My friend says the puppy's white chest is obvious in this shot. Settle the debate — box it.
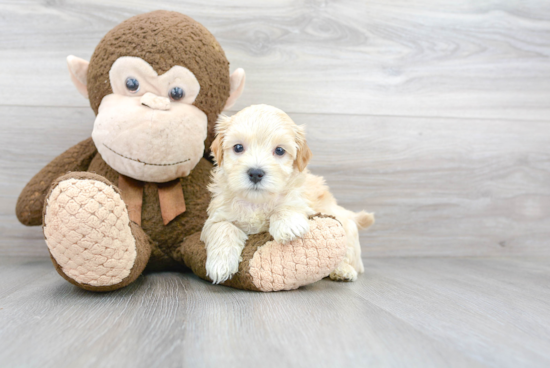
[231,201,272,235]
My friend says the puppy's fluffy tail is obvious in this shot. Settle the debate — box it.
[353,211,375,231]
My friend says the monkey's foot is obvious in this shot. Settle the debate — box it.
[182,214,347,292]
[43,173,151,292]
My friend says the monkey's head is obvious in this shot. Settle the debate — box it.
[67,11,245,182]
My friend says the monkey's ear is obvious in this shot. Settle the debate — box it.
[67,55,89,99]
[294,125,313,172]
[210,134,224,166]
[224,68,245,110]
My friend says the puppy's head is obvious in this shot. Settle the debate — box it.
[211,104,312,200]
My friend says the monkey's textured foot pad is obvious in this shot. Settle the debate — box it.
[248,216,347,292]
[43,175,137,290]
[180,215,346,292]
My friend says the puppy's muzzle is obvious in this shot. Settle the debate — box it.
[247,168,265,184]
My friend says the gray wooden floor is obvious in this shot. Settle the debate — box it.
[1,0,550,367]
[1,256,549,368]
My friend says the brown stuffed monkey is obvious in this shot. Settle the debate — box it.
[15,10,347,292]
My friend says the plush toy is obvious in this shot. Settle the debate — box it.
[15,10,347,292]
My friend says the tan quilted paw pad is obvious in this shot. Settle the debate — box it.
[44,179,136,287]
[248,217,347,292]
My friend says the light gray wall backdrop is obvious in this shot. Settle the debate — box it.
[1,0,549,257]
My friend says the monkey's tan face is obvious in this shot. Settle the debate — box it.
[92,57,207,183]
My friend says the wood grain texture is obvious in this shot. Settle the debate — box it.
[0,106,94,257]
[1,256,549,368]
[0,0,550,119]
[2,106,549,257]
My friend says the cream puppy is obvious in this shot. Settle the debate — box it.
[201,104,374,284]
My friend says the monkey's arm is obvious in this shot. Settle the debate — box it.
[16,137,98,226]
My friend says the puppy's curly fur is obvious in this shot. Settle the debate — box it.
[201,105,374,284]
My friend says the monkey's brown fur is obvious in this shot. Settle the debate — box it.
[16,11,347,292]
[87,10,230,150]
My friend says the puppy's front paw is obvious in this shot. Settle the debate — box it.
[329,262,358,282]
[206,247,242,284]
[269,213,310,244]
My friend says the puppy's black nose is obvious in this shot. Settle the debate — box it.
[248,168,265,184]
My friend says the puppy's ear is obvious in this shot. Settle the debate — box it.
[210,134,224,166]
[211,114,232,166]
[294,125,313,172]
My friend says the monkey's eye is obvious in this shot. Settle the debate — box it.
[233,144,244,153]
[125,77,139,92]
[274,147,285,156]
[170,87,185,101]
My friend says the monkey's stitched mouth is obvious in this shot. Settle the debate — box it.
[103,143,190,167]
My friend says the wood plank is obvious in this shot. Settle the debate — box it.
[0,1,549,119]
[354,257,550,367]
[0,106,94,257]
[301,113,550,257]
[2,106,549,257]
[1,256,549,367]
[178,269,482,368]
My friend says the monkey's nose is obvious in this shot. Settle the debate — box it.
[140,92,170,110]
[247,168,265,184]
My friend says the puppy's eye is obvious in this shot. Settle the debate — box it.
[274,147,285,156]
[233,144,244,153]
[169,86,185,101]
[125,77,140,93]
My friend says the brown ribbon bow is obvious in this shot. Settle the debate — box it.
[118,175,186,226]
